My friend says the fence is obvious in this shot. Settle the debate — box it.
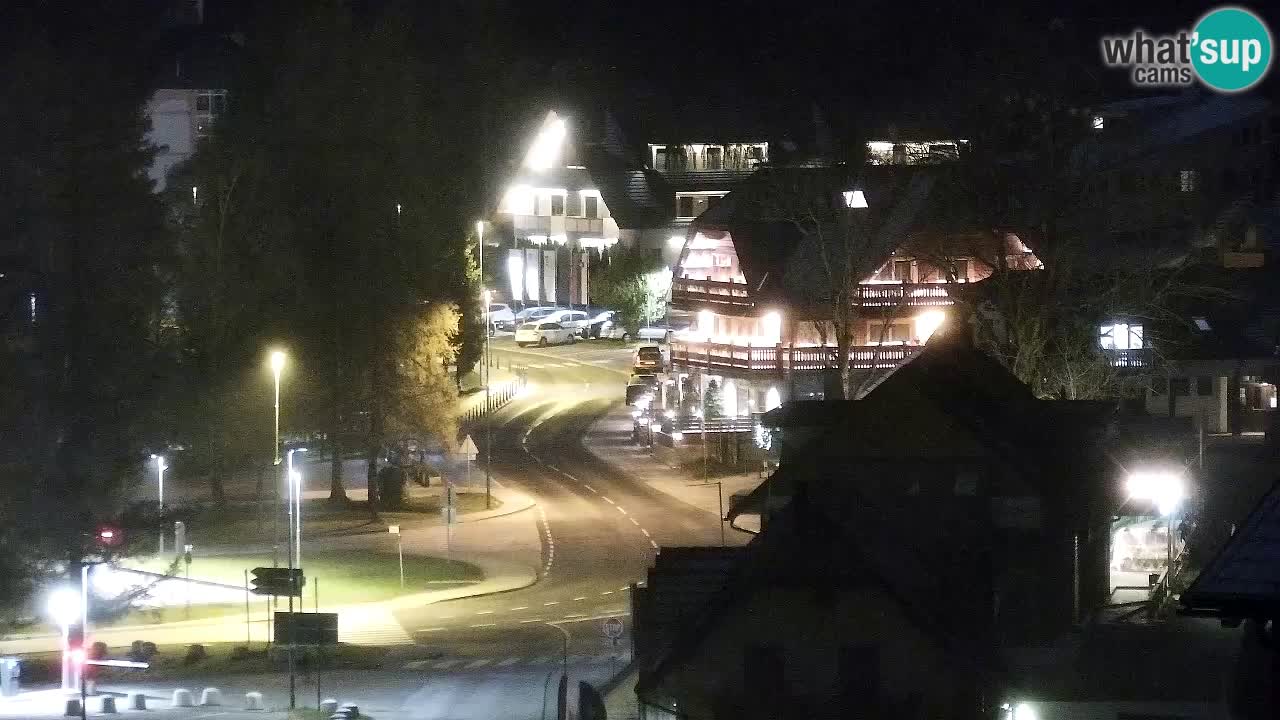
[460,359,527,425]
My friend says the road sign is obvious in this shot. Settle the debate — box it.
[274,612,338,647]
[457,435,478,460]
[602,617,624,639]
[250,567,306,597]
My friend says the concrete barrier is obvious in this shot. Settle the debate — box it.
[64,698,81,717]
[172,688,194,707]
[128,692,147,710]
[99,696,117,714]
[244,691,264,710]
[338,703,360,718]
[200,687,222,706]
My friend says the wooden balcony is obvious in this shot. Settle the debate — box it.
[671,278,753,310]
[670,341,921,374]
[670,279,955,313]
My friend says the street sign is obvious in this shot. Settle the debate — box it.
[274,612,338,647]
[250,567,306,597]
[602,617,624,639]
[457,435,478,460]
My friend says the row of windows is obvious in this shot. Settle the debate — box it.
[676,193,725,219]
[870,259,972,283]
[542,194,598,218]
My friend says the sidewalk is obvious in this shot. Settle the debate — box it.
[584,404,763,534]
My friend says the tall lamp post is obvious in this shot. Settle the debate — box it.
[287,448,308,570]
[48,588,80,691]
[477,221,494,510]
[270,351,286,467]
[151,454,167,553]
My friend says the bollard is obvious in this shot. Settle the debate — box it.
[320,698,339,714]
[100,696,118,714]
[64,698,82,717]
[172,688,195,707]
[244,691,264,710]
[200,687,222,706]
[339,703,360,718]
[128,692,147,710]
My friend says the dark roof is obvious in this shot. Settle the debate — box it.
[1183,479,1280,619]
[660,169,754,193]
[588,166,672,229]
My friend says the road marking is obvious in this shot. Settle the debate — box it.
[464,659,491,669]
[416,627,446,633]
[629,518,640,526]
[405,659,429,669]
[640,528,650,537]
[600,590,613,596]
[621,586,630,591]
[510,606,529,611]
[432,659,464,669]
[475,610,494,615]
[518,618,546,624]
[583,484,598,494]
[496,657,522,667]
[563,614,586,619]
[439,614,456,619]
[602,497,615,505]
[650,540,659,549]
[543,601,560,606]
[470,623,497,628]
[573,596,587,601]
[616,506,627,515]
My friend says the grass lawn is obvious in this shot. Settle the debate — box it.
[130,550,482,606]
[177,493,499,548]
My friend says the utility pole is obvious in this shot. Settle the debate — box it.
[478,221,493,510]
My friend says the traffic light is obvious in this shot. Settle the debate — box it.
[250,567,305,596]
[95,525,122,547]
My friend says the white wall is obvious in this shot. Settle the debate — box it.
[1145,375,1228,433]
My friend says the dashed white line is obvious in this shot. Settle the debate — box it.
[600,591,614,596]
[510,606,529,611]
[602,497,615,505]
[640,528,650,537]
[573,596,588,601]
[583,484,597,493]
[543,601,560,606]
[621,586,630,591]
[650,540,659,549]
[417,627,445,633]
[629,518,640,526]
[563,614,586,619]
[616,506,627,515]
[519,618,546,624]
[475,610,494,615]
[470,623,497,628]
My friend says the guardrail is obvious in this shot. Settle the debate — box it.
[460,370,527,425]
[670,342,920,373]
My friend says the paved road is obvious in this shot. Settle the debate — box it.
[8,338,730,719]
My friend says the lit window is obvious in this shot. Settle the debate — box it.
[1092,115,1105,130]
[1179,170,1198,192]
[1099,322,1143,350]
[842,190,868,208]
[1193,317,1211,331]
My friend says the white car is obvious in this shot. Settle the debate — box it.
[483,303,515,332]
[515,320,577,347]
[541,309,591,337]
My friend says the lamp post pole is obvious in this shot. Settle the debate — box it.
[152,455,167,553]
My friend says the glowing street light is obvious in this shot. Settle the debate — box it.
[1126,469,1187,575]
[48,587,80,690]
[287,448,308,569]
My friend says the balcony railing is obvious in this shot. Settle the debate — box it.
[670,341,921,373]
[670,279,955,312]
[1106,348,1153,368]
[671,278,753,309]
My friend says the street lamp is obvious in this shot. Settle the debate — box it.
[1126,469,1187,574]
[287,448,308,570]
[47,588,80,690]
[269,351,286,467]
[151,454,167,553]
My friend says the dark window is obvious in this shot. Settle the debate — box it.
[1171,377,1191,396]
[550,195,564,216]
[916,262,942,283]
[839,645,880,713]
[654,147,668,171]
[195,95,210,111]
[1197,376,1213,396]
[678,196,695,217]
[950,259,969,281]
[584,195,598,218]
[894,260,912,281]
[743,645,784,688]
[1150,377,1166,395]
[706,147,723,170]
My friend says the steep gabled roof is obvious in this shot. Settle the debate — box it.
[589,166,672,229]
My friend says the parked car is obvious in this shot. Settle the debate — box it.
[483,303,515,333]
[541,309,591,337]
[636,320,693,343]
[515,320,577,347]
[634,344,665,371]
[587,310,618,338]
[500,305,558,332]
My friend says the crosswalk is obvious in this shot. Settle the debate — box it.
[402,652,626,671]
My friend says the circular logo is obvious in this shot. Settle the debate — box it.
[1191,7,1273,92]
